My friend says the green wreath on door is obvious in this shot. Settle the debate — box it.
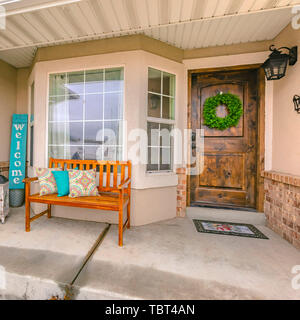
[203,92,243,130]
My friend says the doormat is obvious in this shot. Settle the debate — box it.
[193,219,268,239]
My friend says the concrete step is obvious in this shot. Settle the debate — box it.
[187,206,266,225]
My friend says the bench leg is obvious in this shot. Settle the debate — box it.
[127,201,130,229]
[119,206,123,247]
[25,199,30,232]
[47,204,52,219]
[25,181,31,232]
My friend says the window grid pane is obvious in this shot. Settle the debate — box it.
[147,67,175,121]
[147,122,174,172]
[48,68,123,161]
[147,67,175,173]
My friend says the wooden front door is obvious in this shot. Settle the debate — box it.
[189,68,259,209]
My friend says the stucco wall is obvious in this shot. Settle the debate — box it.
[22,27,299,224]
[29,49,185,225]
[0,60,17,162]
[183,40,272,60]
[33,34,183,65]
[16,68,30,114]
[48,186,177,226]
[26,37,274,224]
[272,25,300,176]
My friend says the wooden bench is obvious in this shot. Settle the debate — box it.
[23,158,131,246]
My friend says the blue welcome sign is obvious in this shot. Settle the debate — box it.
[9,114,28,189]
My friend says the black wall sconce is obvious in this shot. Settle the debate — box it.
[262,45,298,80]
[293,95,300,113]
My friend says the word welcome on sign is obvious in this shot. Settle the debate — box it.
[9,114,28,190]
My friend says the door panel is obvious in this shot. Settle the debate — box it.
[189,69,258,209]
[194,188,247,207]
[199,154,244,189]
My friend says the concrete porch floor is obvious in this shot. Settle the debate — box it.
[0,207,299,300]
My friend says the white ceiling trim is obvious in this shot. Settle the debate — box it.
[0,0,299,67]
[0,4,297,52]
[2,0,82,16]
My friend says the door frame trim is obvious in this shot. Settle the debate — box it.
[187,64,265,212]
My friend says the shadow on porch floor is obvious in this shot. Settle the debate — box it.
[0,207,299,300]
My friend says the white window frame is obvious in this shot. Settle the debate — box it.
[47,67,125,162]
[147,67,176,173]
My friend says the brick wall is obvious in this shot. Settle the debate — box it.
[176,168,187,217]
[263,171,300,249]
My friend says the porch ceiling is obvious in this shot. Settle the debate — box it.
[0,0,299,68]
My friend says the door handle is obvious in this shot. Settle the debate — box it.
[192,131,196,149]
[192,131,196,141]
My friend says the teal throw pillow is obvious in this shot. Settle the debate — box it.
[52,171,70,197]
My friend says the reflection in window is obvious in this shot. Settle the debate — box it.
[147,67,175,172]
[147,122,173,172]
[147,67,175,120]
[48,68,124,161]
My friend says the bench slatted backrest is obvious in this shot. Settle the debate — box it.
[49,158,131,193]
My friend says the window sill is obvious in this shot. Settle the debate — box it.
[146,171,176,177]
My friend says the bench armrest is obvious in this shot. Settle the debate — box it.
[23,177,38,183]
[118,178,131,190]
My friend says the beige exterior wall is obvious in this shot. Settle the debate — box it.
[0,62,29,165]
[131,187,177,226]
[16,68,30,114]
[49,186,177,226]
[33,34,183,66]
[184,40,272,60]
[0,60,17,162]
[28,49,185,225]
[22,26,299,224]
[271,25,300,176]
[32,35,272,70]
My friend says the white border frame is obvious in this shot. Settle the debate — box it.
[146,66,176,174]
[45,64,126,165]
